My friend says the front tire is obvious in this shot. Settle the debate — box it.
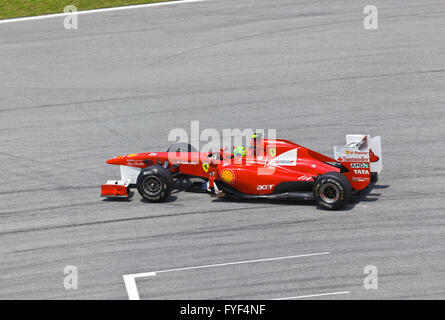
[313,172,352,210]
[136,165,173,202]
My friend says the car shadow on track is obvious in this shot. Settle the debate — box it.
[101,190,136,202]
[102,191,179,203]
[138,178,193,203]
[214,182,390,212]
[140,195,179,203]
[347,182,390,210]
[212,197,317,208]
[103,180,390,210]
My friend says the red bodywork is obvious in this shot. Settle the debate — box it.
[101,138,374,198]
[101,183,129,198]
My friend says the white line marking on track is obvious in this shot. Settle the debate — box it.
[150,251,329,275]
[274,291,350,300]
[0,0,210,24]
[123,272,156,300]
[123,251,330,300]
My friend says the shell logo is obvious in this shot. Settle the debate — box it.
[220,169,235,184]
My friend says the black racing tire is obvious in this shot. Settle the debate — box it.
[313,171,352,210]
[166,143,197,153]
[371,172,378,182]
[136,165,173,202]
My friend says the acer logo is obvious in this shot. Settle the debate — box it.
[257,184,274,190]
[353,169,369,175]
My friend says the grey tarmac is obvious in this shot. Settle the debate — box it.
[0,0,444,299]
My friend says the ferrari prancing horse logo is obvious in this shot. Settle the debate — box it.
[202,162,210,173]
[269,148,276,157]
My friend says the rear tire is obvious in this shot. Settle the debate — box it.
[136,165,173,202]
[313,171,352,210]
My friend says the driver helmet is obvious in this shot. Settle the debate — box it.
[233,146,247,157]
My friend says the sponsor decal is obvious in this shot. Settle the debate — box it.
[276,160,294,164]
[202,162,209,173]
[148,152,157,156]
[298,175,312,181]
[353,169,369,175]
[126,159,144,166]
[269,148,276,157]
[126,159,140,162]
[176,161,198,165]
[351,163,369,169]
[220,169,235,184]
[352,177,370,182]
[127,154,138,158]
[369,149,380,163]
[334,146,369,162]
[268,148,298,166]
[257,184,274,191]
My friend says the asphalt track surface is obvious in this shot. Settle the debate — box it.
[1,0,444,300]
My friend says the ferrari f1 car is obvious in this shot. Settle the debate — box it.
[101,134,382,210]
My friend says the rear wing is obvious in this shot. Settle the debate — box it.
[334,135,382,174]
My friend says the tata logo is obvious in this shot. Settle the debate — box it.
[351,163,369,169]
[257,184,274,191]
[353,169,369,175]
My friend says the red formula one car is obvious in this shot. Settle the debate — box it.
[101,134,382,210]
